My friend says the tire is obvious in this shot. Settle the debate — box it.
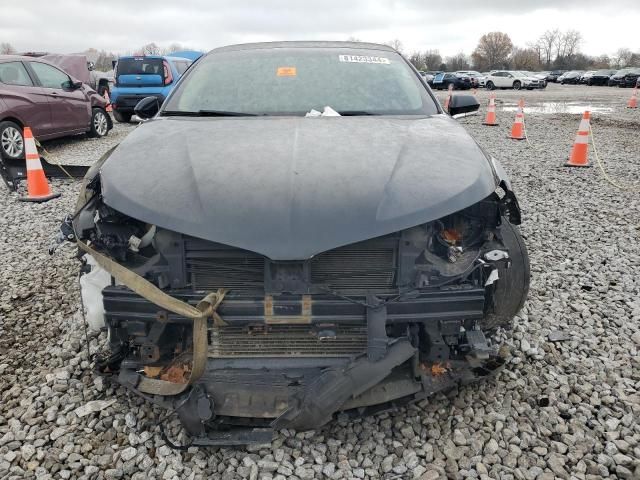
[513,81,521,90]
[486,81,495,90]
[113,110,132,123]
[482,220,530,331]
[0,120,24,160]
[87,108,109,138]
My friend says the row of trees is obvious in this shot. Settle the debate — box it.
[407,30,640,72]
[4,35,639,73]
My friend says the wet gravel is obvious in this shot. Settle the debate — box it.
[1,86,639,479]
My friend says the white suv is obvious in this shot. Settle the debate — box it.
[485,71,543,90]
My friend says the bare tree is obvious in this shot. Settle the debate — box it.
[613,48,633,68]
[385,38,404,53]
[423,50,443,71]
[409,52,426,70]
[0,42,16,55]
[553,30,582,66]
[445,53,470,71]
[161,43,186,55]
[472,32,513,70]
[138,42,161,56]
[537,29,559,67]
[510,48,541,70]
[94,50,117,71]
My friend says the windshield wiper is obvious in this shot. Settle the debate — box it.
[336,111,380,116]
[162,110,257,117]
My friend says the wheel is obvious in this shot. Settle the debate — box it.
[513,81,521,90]
[113,110,132,123]
[482,220,530,331]
[486,81,495,90]
[0,120,24,160]
[587,80,592,86]
[88,108,109,138]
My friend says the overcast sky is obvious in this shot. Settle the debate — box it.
[2,0,639,57]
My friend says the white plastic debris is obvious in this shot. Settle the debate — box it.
[305,106,341,117]
[128,235,142,252]
[484,269,499,286]
[74,399,116,418]
[80,254,112,331]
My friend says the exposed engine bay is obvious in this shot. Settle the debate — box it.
[59,171,529,446]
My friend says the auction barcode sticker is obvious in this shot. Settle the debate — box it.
[339,55,391,64]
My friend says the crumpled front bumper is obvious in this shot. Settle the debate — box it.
[101,285,507,445]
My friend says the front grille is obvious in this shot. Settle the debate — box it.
[185,236,397,295]
[208,325,367,357]
[185,238,265,293]
[310,244,395,293]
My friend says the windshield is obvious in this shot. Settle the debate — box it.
[164,47,437,116]
[117,57,163,77]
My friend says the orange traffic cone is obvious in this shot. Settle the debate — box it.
[509,105,525,140]
[18,127,61,202]
[565,111,592,167]
[518,98,525,109]
[483,93,498,126]
[104,91,113,113]
[627,87,638,109]
[444,83,453,111]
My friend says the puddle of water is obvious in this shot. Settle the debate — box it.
[501,102,613,115]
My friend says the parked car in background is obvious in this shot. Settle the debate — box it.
[431,72,472,90]
[559,71,584,85]
[424,71,442,86]
[418,71,434,84]
[620,68,640,88]
[0,55,112,161]
[579,71,596,84]
[546,70,565,83]
[587,69,616,86]
[455,71,484,88]
[21,52,112,97]
[110,52,202,123]
[485,71,544,90]
[521,72,547,88]
[66,41,527,444]
[608,68,634,87]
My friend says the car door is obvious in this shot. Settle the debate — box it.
[0,60,53,137]
[499,72,512,88]
[27,61,90,134]
[444,73,455,89]
[490,72,503,87]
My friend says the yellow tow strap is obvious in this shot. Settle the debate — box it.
[77,239,226,396]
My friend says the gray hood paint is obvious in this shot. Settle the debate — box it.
[101,115,497,260]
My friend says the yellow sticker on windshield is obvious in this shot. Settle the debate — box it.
[277,67,297,77]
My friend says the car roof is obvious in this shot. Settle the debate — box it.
[208,41,397,54]
[0,55,60,68]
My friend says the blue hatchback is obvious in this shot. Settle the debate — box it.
[110,52,202,122]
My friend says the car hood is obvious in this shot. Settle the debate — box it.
[100,115,497,260]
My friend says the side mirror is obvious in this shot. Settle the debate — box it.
[62,80,83,90]
[134,96,160,119]
[448,95,480,117]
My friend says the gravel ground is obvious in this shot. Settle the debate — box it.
[1,86,639,480]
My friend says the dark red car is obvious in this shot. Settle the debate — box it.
[0,55,112,160]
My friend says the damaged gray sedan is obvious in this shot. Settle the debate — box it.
[63,42,529,446]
